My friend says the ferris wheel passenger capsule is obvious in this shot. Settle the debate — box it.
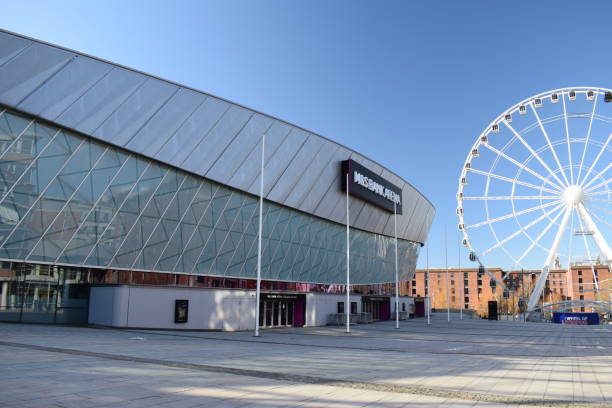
[458,223,465,231]
[462,238,469,247]
[460,177,467,185]
[491,124,499,133]
[586,90,595,100]
[605,91,612,103]
[551,93,559,103]
[480,135,488,144]
[518,105,526,115]
[504,113,512,123]
[456,207,463,215]
[534,98,542,107]
[471,148,479,157]
[569,90,576,100]
[456,191,463,199]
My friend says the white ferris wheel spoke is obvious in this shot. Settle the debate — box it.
[587,198,612,204]
[583,161,611,190]
[503,121,568,189]
[575,212,599,289]
[584,177,612,194]
[579,132,612,186]
[584,165,611,192]
[466,200,561,230]
[585,189,612,198]
[586,206,612,230]
[481,203,564,256]
[527,206,572,312]
[515,205,566,264]
[529,102,571,186]
[461,195,558,200]
[576,94,598,183]
[468,168,560,194]
[561,93,575,184]
[577,203,612,264]
[482,144,563,191]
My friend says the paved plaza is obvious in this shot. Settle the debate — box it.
[1,314,611,407]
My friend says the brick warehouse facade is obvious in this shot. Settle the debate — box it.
[407,266,611,316]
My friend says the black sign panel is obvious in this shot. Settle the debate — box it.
[341,159,403,214]
[261,293,305,301]
[174,299,189,323]
[362,296,390,302]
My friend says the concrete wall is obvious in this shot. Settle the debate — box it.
[89,285,417,330]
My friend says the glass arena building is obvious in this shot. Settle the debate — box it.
[0,30,434,330]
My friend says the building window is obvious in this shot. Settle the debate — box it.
[464,279,468,286]
[402,303,406,312]
[412,289,416,295]
[578,277,583,283]
[580,295,584,300]
[351,302,357,314]
[577,270,582,275]
[477,280,482,286]
[464,287,469,294]
[464,296,470,302]
[337,302,344,314]
[478,288,482,294]
[464,272,468,279]
[451,280,455,285]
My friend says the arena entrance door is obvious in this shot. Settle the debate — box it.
[259,293,305,328]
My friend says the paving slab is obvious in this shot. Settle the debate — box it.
[1,314,611,407]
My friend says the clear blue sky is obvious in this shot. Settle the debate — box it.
[2,1,611,269]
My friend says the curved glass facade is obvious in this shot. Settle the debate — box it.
[0,109,420,284]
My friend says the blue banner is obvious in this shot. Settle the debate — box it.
[552,312,599,325]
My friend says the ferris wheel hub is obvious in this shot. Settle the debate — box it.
[562,185,584,207]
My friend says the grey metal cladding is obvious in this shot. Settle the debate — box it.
[267,134,324,204]
[205,113,274,183]
[283,138,335,209]
[0,43,73,107]
[185,105,253,175]
[298,145,345,214]
[18,56,112,119]
[246,127,309,197]
[56,67,146,134]
[227,121,291,192]
[0,30,434,244]
[127,88,206,155]
[155,96,229,166]
[0,34,31,66]
[95,78,178,146]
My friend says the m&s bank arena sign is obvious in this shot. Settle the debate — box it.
[341,159,403,214]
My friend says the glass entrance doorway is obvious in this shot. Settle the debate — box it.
[362,296,391,321]
[258,293,306,328]
[262,300,294,327]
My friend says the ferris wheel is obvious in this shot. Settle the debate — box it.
[456,87,611,312]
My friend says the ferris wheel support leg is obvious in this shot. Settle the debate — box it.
[576,203,612,267]
[527,207,572,315]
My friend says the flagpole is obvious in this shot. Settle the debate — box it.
[426,243,431,326]
[445,225,450,323]
[394,201,399,329]
[459,231,463,320]
[254,133,265,337]
[346,172,350,334]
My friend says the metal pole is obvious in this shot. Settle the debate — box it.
[445,226,450,323]
[458,231,463,320]
[346,172,350,334]
[254,133,265,337]
[394,202,399,329]
[426,244,431,326]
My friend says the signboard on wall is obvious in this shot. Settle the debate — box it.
[174,299,189,323]
[341,159,403,214]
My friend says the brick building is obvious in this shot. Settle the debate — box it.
[408,265,611,315]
